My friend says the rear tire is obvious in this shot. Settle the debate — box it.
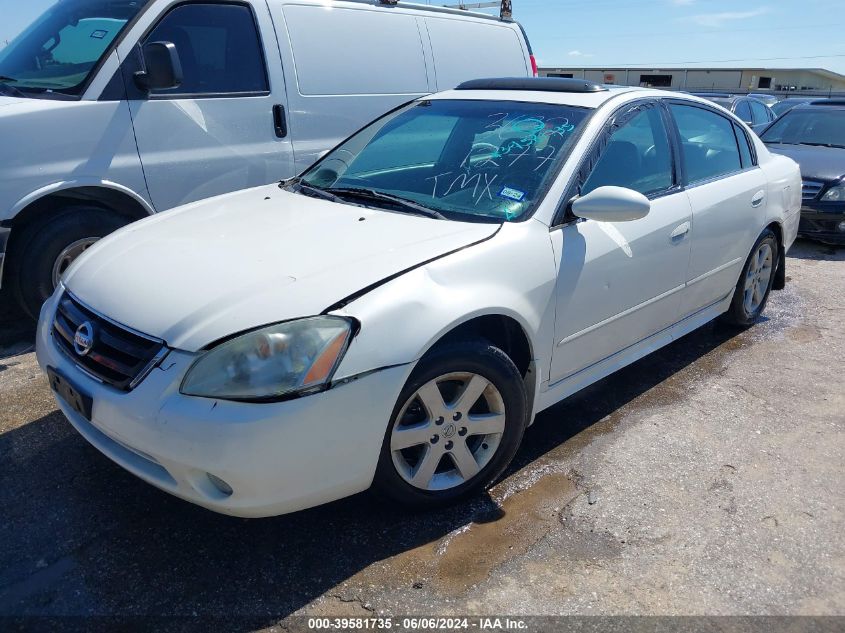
[373,339,527,509]
[721,228,779,327]
[10,207,129,319]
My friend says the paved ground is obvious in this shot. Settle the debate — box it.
[0,240,843,626]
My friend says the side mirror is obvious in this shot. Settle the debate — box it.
[134,41,183,92]
[571,186,651,222]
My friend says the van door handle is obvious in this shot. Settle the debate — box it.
[670,221,691,241]
[751,190,765,207]
[273,104,287,139]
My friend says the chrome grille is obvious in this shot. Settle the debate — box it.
[52,293,166,391]
[802,179,825,200]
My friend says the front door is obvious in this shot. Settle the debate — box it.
[126,1,293,211]
[549,101,692,384]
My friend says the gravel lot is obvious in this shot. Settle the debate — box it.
[0,239,842,626]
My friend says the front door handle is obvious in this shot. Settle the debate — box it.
[273,104,287,139]
[670,221,691,240]
[751,190,765,208]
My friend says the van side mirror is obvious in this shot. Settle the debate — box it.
[134,41,183,92]
[571,186,651,222]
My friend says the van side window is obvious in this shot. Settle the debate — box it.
[582,105,674,197]
[733,122,755,168]
[669,104,742,184]
[146,3,268,96]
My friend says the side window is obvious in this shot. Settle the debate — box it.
[733,122,754,168]
[146,3,268,96]
[582,105,674,197]
[750,100,771,125]
[670,104,742,184]
[734,100,753,124]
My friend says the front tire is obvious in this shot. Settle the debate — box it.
[721,228,779,327]
[373,340,527,509]
[10,207,129,319]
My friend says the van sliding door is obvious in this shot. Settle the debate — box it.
[267,1,432,173]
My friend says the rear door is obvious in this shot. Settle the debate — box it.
[668,102,768,317]
[126,0,293,211]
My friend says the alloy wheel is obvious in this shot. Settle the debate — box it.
[743,242,774,315]
[390,372,506,491]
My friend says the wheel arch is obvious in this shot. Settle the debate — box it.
[765,220,786,290]
[8,182,154,231]
[3,182,154,287]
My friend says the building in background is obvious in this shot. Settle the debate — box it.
[539,67,845,94]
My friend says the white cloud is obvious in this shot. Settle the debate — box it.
[688,8,770,27]
[671,0,696,5]
[568,50,594,58]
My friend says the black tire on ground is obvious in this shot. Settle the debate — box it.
[373,339,528,509]
[721,228,779,328]
[9,206,129,319]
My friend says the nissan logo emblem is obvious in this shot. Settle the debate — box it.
[73,321,95,357]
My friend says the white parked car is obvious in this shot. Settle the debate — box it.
[0,0,535,317]
[37,78,801,517]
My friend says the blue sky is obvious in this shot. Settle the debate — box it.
[4,0,845,75]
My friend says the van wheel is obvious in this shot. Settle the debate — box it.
[721,228,779,327]
[11,207,129,319]
[373,340,527,509]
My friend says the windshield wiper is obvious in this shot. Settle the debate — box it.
[327,188,447,220]
[0,80,25,97]
[797,141,845,149]
[292,181,345,203]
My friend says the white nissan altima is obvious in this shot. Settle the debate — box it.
[36,78,801,517]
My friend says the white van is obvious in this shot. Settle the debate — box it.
[0,0,535,317]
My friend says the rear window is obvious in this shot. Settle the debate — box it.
[284,6,428,96]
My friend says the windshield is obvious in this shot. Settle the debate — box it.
[297,99,591,222]
[760,108,845,148]
[0,0,150,97]
[771,100,805,117]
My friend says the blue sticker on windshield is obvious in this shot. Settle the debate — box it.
[90,30,108,39]
[498,186,526,202]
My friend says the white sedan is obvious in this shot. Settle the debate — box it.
[36,78,801,517]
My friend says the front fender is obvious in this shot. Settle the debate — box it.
[331,220,559,389]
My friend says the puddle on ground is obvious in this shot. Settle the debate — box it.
[371,473,580,594]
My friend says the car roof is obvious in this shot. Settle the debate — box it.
[428,77,705,109]
[424,77,745,115]
[792,99,845,110]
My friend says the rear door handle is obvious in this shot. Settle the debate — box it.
[273,104,287,139]
[751,191,765,207]
[670,221,691,240]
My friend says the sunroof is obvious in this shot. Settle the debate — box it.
[455,77,609,94]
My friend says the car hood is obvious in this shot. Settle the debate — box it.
[764,143,845,182]
[63,184,498,352]
[0,96,28,108]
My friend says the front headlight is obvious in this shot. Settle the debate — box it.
[181,316,353,400]
[821,184,845,202]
